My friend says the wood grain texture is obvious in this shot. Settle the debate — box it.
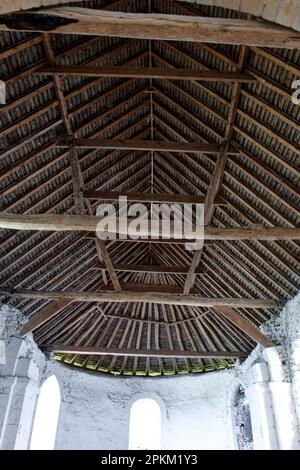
[1,8,300,47]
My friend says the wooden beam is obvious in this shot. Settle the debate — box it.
[55,138,239,155]
[84,233,215,245]
[93,263,205,274]
[95,239,121,291]
[69,140,86,214]
[184,143,230,293]
[34,64,256,83]
[21,299,72,336]
[83,190,226,205]
[42,34,86,214]
[216,306,274,348]
[0,287,285,309]
[184,44,250,294]
[100,283,202,294]
[1,8,300,48]
[0,213,299,240]
[42,34,73,134]
[41,343,246,359]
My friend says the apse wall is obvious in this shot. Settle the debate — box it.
[1,293,300,450]
[53,364,235,450]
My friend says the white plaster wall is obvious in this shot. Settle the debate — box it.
[1,293,300,451]
[261,293,300,428]
[52,362,235,450]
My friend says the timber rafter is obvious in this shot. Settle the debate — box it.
[0,0,299,376]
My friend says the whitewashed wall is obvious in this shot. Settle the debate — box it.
[52,363,235,450]
[1,293,300,450]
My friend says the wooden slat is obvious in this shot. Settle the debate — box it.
[83,190,226,205]
[0,287,285,308]
[93,263,205,274]
[100,282,201,294]
[184,44,249,294]
[1,8,300,47]
[95,239,121,291]
[55,138,239,154]
[34,64,256,82]
[0,213,299,240]
[41,344,246,358]
[84,232,214,245]
[184,143,230,293]
[216,306,274,348]
[69,141,86,214]
[21,299,72,335]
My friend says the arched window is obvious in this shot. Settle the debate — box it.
[30,375,60,450]
[128,398,161,450]
[233,385,253,450]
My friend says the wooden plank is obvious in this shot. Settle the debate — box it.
[216,306,274,348]
[1,8,300,48]
[69,141,85,214]
[100,282,202,294]
[95,239,121,291]
[184,45,249,294]
[42,34,73,134]
[84,233,215,245]
[41,343,246,359]
[21,299,72,335]
[0,213,299,240]
[184,143,229,293]
[34,64,256,82]
[93,263,205,274]
[0,287,285,308]
[42,34,86,214]
[55,138,239,155]
[83,190,226,205]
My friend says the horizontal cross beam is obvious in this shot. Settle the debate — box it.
[94,264,205,274]
[0,287,285,309]
[100,283,201,294]
[83,190,226,205]
[84,233,214,245]
[34,65,256,83]
[41,344,246,359]
[0,8,299,48]
[0,213,299,241]
[55,138,239,155]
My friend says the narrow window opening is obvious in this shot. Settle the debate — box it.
[30,375,60,450]
[128,398,161,450]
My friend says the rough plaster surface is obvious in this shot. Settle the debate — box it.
[52,363,235,450]
[0,303,45,449]
[261,294,300,425]
[1,293,300,450]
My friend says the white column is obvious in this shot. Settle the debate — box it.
[0,306,45,450]
[245,362,279,450]
[263,347,300,450]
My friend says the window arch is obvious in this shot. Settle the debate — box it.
[30,375,61,450]
[128,398,161,450]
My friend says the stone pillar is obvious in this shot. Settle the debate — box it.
[245,362,279,450]
[0,303,45,450]
[263,347,300,450]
